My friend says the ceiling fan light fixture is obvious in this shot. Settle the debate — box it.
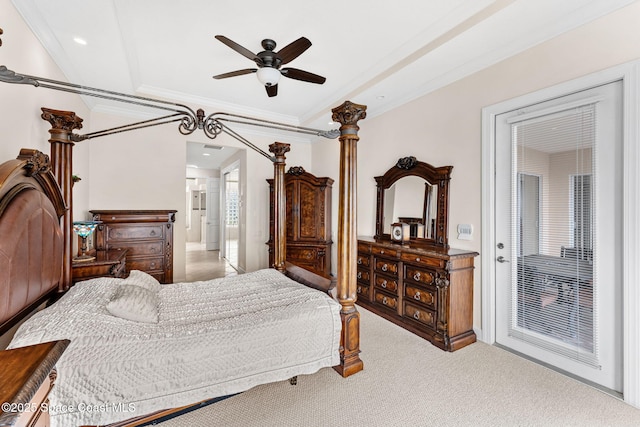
[256,67,281,86]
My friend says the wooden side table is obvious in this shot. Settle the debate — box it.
[72,249,128,284]
[0,340,69,427]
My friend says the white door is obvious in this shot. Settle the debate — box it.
[495,81,623,391]
[205,178,220,250]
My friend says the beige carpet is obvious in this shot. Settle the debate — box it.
[159,307,640,426]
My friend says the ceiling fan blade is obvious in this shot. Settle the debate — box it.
[281,68,326,84]
[266,84,278,97]
[213,69,257,79]
[215,35,260,63]
[276,37,312,65]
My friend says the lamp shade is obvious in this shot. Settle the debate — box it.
[72,221,100,238]
[256,67,281,86]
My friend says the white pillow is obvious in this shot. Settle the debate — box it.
[124,270,161,292]
[106,284,159,323]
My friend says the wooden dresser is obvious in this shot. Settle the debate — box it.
[267,167,333,275]
[0,340,69,427]
[356,237,478,351]
[91,210,176,284]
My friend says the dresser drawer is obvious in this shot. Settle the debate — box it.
[128,256,164,272]
[357,268,370,284]
[288,247,318,262]
[110,241,165,256]
[372,246,397,258]
[404,265,437,286]
[404,302,436,328]
[357,253,370,267]
[357,242,371,254]
[405,284,437,310]
[400,252,445,269]
[106,224,165,241]
[374,257,399,276]
[373,273,398,293]
[373,289,398,310]
[356,283,370,300]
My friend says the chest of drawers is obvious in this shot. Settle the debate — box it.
[357,237,478,351]
[91,210,176,284]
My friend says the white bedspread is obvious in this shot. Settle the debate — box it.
[9,269,341,426]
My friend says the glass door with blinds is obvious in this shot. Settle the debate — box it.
[495,81,623,392]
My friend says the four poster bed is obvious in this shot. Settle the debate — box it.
[0,101,366,427]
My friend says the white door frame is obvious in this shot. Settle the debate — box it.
[481,60,640,407]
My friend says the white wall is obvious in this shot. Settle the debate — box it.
[312,1,640,330]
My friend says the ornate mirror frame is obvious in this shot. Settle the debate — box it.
[374,156,453,250]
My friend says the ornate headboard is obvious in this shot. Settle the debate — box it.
[0,149,66,335]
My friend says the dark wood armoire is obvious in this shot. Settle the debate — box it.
[267,166,333,276]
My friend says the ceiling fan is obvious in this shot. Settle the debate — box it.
[213,35,326,97]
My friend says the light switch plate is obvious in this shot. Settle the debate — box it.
[457,223,473,240]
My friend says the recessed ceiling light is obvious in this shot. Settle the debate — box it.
[187,164,198,168]
[202,153,211,156]
[73,37,87,45]
[376,95,385,100]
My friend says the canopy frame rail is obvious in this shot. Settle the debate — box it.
[0,64,338,161]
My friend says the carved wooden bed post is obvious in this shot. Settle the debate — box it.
[269,142,290,273]
[331,100,366,377]
[41,108,83,292]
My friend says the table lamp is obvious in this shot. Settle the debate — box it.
[72,221,101,262]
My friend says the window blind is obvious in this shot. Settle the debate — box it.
[509,103,599,367]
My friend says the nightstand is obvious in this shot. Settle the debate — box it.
[0,340,69,427]
[72,249,128,284]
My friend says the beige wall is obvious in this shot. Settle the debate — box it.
[87,112,312,280]
[0,0,91,220]
[4,0,640,325]
[0,0,312,281]
[312,2,640,329]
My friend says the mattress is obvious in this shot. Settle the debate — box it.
[9,269,341,426]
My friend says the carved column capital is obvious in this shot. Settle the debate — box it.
[331,101,367,136]
[268,142,291,163]
[41,108,83,144]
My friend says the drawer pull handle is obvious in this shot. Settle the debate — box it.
[357,286,361,294]
[381,264,388,272]
[414,292,421,301]
[414,272,421,281]
[382,296,388,305]
[357,258,362,264]
[381,280,387,288]
[357,272,362,279]
[150,262,156,268]
[416,257,421,262]
[413,311,421,320]
[380,250,385,254]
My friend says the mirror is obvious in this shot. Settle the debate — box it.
[375,156,452,250]
[382,177,438,238]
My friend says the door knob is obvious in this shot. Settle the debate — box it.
[497,256,509,263]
